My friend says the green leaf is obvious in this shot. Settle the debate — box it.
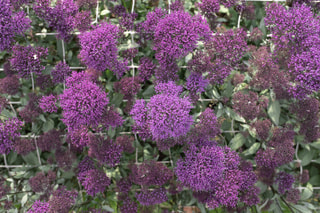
[310,140,320,149]
[21,194,28,207]
[293,205,312,213]
[268,100,280,125]
[101,9,110,16]
[229,133,246,150]
[300,183,313,200]
[110,93,123,108]
[102,205,114,212]
[299,149,315,166]
[42,118,54,132]
[39,114,46,122]
[142,85,154,98]
[22,152,39,165]
[242,143,260,156]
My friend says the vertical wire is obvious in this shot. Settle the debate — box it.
[295,141,303,192]
[34,135,42,166]
[3,154,8,170]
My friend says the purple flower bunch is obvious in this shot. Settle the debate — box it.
[51,62,72,84]
[131,81,193,142]
[0,0,31,51]
[175,145,259,209]
[135,187,168,206]
[87,134,123,167]
[0,118,23,154]
[265,3,320,98]
[39,94,58,113]
[78,22,128,78]
[59,72,109,132]
[10,45,48,78]
[34,0,78,41]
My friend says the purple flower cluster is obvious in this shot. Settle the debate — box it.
[81,169,111,196]
[27,201,50,213]
[0,75,19,95]
[275,172,295,194]
[153,11,211,81]
[37,129,62,151]
[265,3,320,98]
[75,11,91,32]
[29,171,56,193]
[34,0,78,41]
[138,57,156,82]
[136,187,168,206]
[129,160,173,186]
[51,62,72,84]
[14,138,35,155]
[10,45,48,78]
[87,134,123,167]
[197,0,220,19]
[232,91,267,121]
[78,22,128,78]
[39,94,58,113]
[60,72,109,132]
[131,82,193,141]
[47,186,78,213]
[290,98,320,143]
[76,0,96,9]
[19,93,42,123]
[55,147,76,171]
[176,145,258,209]
[0,0,31,51]
[251,119,272,141]
[204,28,248,84]
[116,135,135,153]
[185,72,208,95]
[120,198,138,213]
[0,118,23,154]
[114,76,141,100]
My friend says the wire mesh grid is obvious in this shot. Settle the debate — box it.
[0,0,318,196]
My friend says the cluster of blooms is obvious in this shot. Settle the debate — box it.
[251,119,272,141]
[137,57,156,82]
[232,91,268,121]
[131,81,193,142]
[39,94,58,113]
[265,2,320,98]
[185,72,208,103]
[87,134,123,167]
[275,172,295,195]
[135,187,168,206]
[55,147,76,171]
[0,75,19,95]
[116,135,135,153]
[290,98,320,143]
[114,76,141,100]
[29,171,56,194]
[14,138,35,155]
[60,72,109,134]
[112,5,137,32]
[129,160,173,186]
[76,0,96,9]
[255,127,295,189]
[27,200,50,213]
[120,198,138,213]
[37,129,62,151]
[75,11,91,32]
[248,46,291,100]
[34,0,78,41]
[36,74,54,90]
[0,0,31,51]
[176,145,259,209]
[47,186,78,213]
[78,22,129,78]
[19,94,43,124]
[0,118,23,154]
[170,0,184,11]
[203,28,248,84]
[121,48,138,61]
[10,45,48,78]
[51,62,72,84]
[81,169,111,196]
